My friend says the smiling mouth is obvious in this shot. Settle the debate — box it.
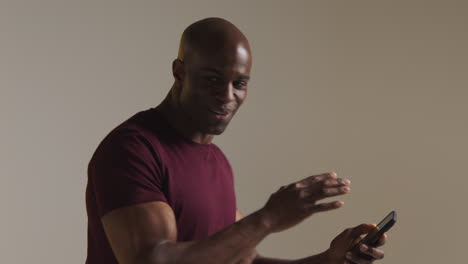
[208,109,230,116]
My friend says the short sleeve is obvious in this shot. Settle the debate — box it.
[89,129,167,217]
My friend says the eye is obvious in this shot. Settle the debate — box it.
[233,80,247,89]
[204,76,220,83]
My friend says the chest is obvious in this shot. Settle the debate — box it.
[161,146,237,233]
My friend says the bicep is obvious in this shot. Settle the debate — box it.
[101,201,177,264]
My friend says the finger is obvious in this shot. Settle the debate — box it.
[306,200,344,214]
[376,233,387,247]
[359,244,385,259]
[302,172,336,184]
[345,252,372,264]
[323,178,351,187]
[303,185,350,201]
[322,186,351,197]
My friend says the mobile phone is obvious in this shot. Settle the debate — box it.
[351,211,397,255]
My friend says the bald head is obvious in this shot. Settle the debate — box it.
[177,17,251,63]
[168,17,252,137]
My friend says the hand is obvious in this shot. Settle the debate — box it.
[260,172,350,233]
[326,224,386,264]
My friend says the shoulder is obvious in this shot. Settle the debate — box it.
[95,127,151,160]
[89,108,168,170]
[210,143,228,158]
[95,108,166,154]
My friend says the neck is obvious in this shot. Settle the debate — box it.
[156,89,214,144]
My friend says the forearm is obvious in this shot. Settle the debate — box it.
[252,251,329,264]
[141,209,273,264]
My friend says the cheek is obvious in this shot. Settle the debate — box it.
[180,86,209,112]
[235,90,247,106]
[180,79,201,103]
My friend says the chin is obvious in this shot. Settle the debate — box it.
[201,120,231,135]
[206,126,227,135]
[199,117,232,135]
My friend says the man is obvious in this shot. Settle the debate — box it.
[86,17,387,264]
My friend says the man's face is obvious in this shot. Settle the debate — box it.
[177,44,252,135]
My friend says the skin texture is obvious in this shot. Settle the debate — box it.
[101,17,388,264]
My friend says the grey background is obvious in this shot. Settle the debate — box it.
[1,0,467,263]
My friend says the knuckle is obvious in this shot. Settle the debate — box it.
[324,179,337,186]
[358,223,368,229]
[297,189,306,198]
[344,228,352,235]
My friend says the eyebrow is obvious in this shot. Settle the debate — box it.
[201,67,250,80]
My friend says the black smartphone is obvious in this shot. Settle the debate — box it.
[351,210,397,255]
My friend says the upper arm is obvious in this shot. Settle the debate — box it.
[90,132,178,263]
[92,129,169,211]
[101,201,177,264]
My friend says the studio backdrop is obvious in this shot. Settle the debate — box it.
[1,1,467,263]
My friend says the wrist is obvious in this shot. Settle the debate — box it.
[253,208,276,234]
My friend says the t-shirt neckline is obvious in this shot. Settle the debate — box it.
[151,107,215,149]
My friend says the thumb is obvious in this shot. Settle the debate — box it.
[349,223,376,238]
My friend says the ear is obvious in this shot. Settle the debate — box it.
[172,59,185,82]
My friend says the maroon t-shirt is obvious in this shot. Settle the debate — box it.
[85,107,237,264]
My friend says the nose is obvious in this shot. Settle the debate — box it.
[214,82,235,103]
